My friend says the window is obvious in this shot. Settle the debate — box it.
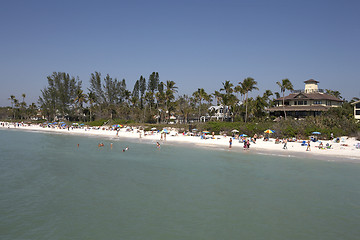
[298,101,303,105]
[314,100,322,105]
[356,103,360,108]
[326,100,331,106]
[356,110,360,115]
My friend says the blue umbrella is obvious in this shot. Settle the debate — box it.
[61,123,66,127]
[312,132,321,135]
[240,134,248,137]
[80,123,85,126]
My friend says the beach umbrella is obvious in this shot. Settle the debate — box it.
[231,129,239,133]
[162,129,169,133]
[61,123,66,127]
[312,131,321,135]
[80,123,84,126]
[264,129,275,134]
[151,127,157,130]
[192,129,198,132]
[203,131,210,134]
[240,134,248,137]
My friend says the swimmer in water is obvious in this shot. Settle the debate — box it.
[122,147,129,152]
[156,142,161,148]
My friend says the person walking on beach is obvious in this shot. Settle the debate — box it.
[283,139,287,149]
[229,137,232,149]
[306,140,311,151]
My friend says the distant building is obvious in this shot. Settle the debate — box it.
[199,105,232,122]
[267,79,343,117]
[351,100,360,120]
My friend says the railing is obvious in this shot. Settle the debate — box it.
[291,89,324,93]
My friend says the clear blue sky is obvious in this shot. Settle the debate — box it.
[1,0,359,106]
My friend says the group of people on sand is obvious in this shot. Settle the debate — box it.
[228,137,251,150]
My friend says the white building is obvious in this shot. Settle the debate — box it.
[351,100,360,120]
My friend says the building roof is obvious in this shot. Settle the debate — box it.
[275,92,343,102]
[267,105,331,112]
[350,100,360,105]
[304,79,319,84]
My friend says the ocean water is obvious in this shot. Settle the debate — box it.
[1,129,360,240]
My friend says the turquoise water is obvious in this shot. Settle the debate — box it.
[1,129,360,240]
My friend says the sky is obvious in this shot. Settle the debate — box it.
[1,0,359,106]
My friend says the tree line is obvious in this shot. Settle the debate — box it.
[5,71,358,124]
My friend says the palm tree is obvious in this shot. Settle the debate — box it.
[28,103,37,120]
[212,90,222,105]
[276,78,293,119]
[87,91,97,121]
[74,89,87,121]
[8,95,16,119]
[325,89,342,99]
[192,88,210,122]
[242,77,258,122]
[220,80,234,95]
[165,80,178,122]
[220,81,236,121]
[176,94,192,123]
[13,98,19,120]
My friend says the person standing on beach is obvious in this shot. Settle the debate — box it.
[247,139,250,149]
[229,137,232,149]
[283,139,287,149]
[306,140,311,151]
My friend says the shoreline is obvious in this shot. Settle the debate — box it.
[1,122,359,162]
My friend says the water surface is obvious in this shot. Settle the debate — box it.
[1,129,360,239]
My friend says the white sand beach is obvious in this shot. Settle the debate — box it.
[1,122,360,161]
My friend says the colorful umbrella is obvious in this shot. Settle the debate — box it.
[240,134,248,137]
[203,131,210,134]
[264,129,275,134]
[312,132,321,135]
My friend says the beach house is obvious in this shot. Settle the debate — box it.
[351,100,360,120]
[198,105,232,122]
[267,79,343,117]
